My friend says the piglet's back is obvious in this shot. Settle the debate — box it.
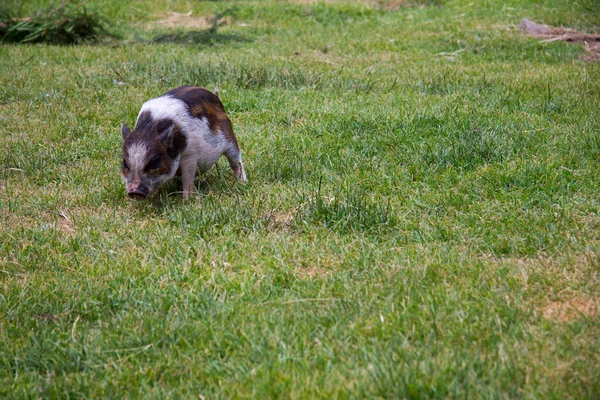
[165,86,237,143]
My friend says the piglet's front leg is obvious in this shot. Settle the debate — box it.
[179,155,199,200]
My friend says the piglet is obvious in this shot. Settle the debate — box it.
[121,86,246,200]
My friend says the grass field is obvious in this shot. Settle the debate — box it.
[1,0,600,398]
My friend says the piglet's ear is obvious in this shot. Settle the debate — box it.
[158,124,187,157]
[122,123,132,141]
[157,125,176,146]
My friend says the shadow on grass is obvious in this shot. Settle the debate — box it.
[152,30,251,46]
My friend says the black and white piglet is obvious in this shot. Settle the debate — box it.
[121,86,246,200]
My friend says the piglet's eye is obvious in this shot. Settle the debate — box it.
[144,157,162,172]
[122,159,129,170]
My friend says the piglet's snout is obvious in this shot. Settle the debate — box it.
[128,187,148,200]
[128,191,147,200]
[127,175,142,191]
[127,175,147,200]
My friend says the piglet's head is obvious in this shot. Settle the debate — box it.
[121,123,187,200]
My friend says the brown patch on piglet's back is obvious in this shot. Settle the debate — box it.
[191,102,239,145]
[166,86,238,143]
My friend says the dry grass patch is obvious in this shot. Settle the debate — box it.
[519,18,600,61]
[151,11,232,30]
[374,0,433,10]
[266,209,295,231]
[285,0,367,4]
[283,0,429,9]
[540,296,600,322]
[485,253,600,322]
[57,209,76,235]
[0,207,77,236]
[296,264,331,278]
[488,253,600,287]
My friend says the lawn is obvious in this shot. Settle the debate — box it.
[1,0,599,398]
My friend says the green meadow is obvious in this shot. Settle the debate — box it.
[1,0,599,397]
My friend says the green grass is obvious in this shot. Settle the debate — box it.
[0,0,110,45]
[1,0,600,398]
